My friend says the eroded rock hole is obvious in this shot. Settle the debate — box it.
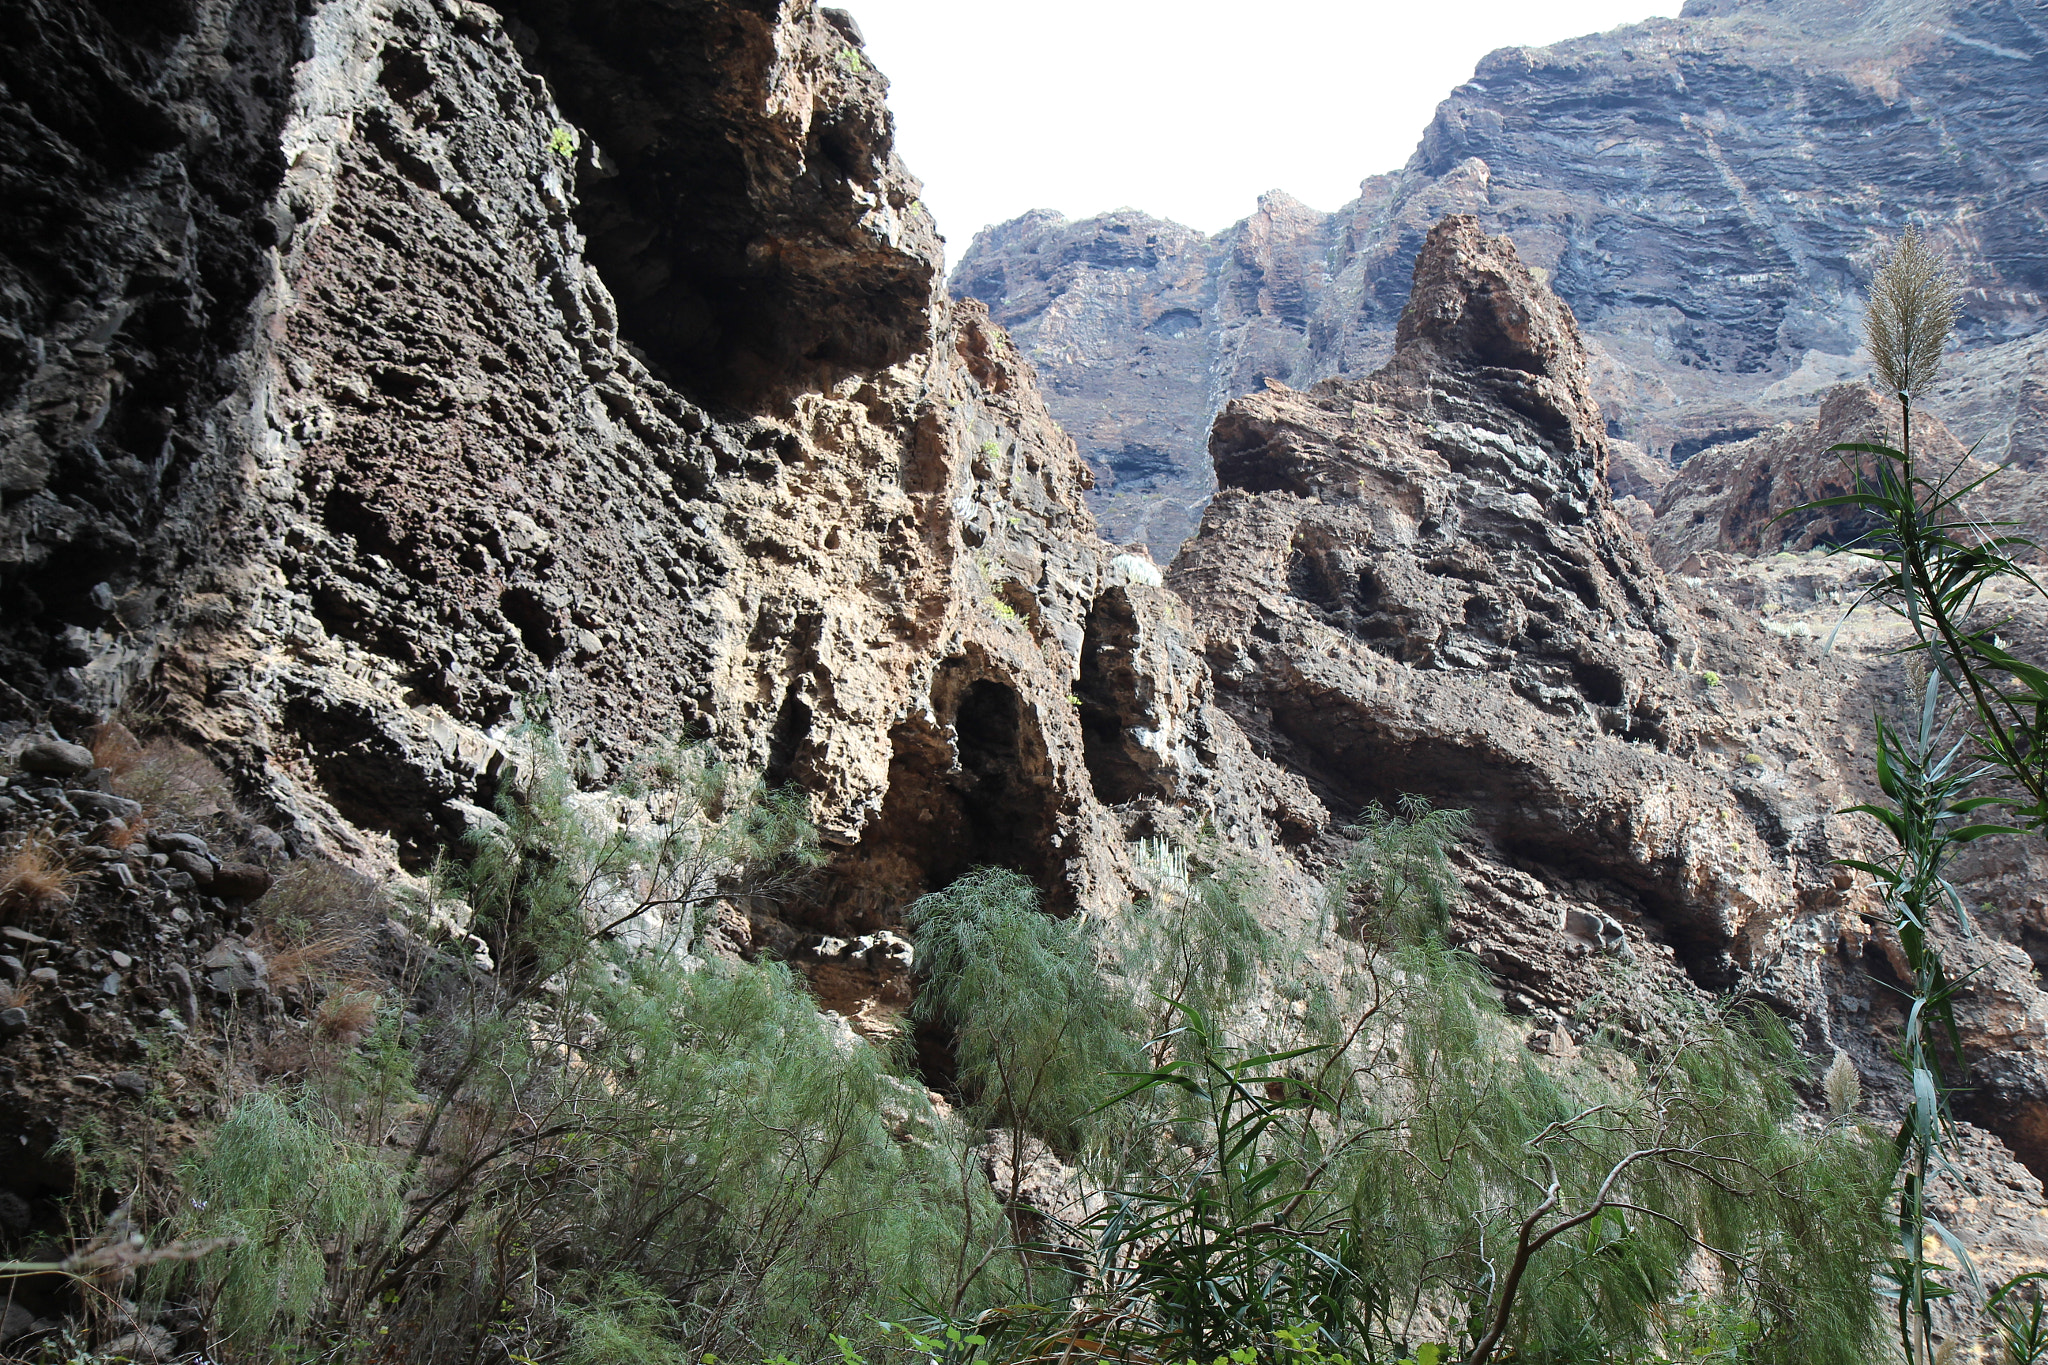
[499,585,564,662]
[764,685,812,786]
[501,0,935,406]
[776,662,1069,1064]
[1077,588,1164,806]
[1571,659,1627,708]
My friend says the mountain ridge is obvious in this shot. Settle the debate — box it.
[952,0,2048,554]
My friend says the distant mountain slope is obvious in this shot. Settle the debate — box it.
[951,0,2048,555]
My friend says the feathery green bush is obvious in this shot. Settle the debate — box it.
[174,1090,403,1346]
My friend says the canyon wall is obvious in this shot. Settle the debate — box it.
[952,0,2048,555]
[0,0,1327,1058]
[5,0,2048,1311]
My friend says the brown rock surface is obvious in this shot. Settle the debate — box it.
[0,0,1318,1038]
[1178,220,2048,1198]
[1650,384,1994,567]
[5,0,2048,1324]
[1179,219,1867,992]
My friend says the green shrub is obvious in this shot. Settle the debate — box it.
[907,805,1890,1365]
[908,867,1143,1153]
[173,1090,402,1346]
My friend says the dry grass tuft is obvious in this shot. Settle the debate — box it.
[0,977,33,1010]
[87,720,146,777]
[314,990,380,1047]
[261,860,391,940]
[260,934,362,992]
[115,737,238,820]
[1,830,88,914]
[252,861,393,1005]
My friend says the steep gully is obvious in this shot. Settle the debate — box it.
[1,0,2047,1294]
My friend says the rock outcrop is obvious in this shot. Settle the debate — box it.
[1649,384,1988,567]
[1179,218,1866,995]
[0,0,1323,1049]
[6,0,2048,1325]
[951,0,2048,555]
[1175,217,2048,1176]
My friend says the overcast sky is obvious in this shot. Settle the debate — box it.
[841,0,1686,263]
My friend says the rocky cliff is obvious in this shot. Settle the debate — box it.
[952,0,2048,556]
[6,0,2048,1352]
[0,0,1324,1166]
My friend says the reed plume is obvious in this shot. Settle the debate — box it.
[1866,227,1959,403]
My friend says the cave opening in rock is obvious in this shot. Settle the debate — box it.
[772,659,1069,1080]
[1076,588,1163,807]
[500,0,935,408]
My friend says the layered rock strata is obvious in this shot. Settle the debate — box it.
[952,0,2048,555]
[0,0,1325,1040]
[4,0,2048,1299]
[1173,217,2048,1175]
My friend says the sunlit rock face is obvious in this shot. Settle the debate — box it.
[0,0,1316,1038]
[950,0,2048,556]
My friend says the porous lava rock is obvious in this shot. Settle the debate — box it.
[1650,384,1993,568]
[0,0,1318,1042]
[7,0,2048,1304]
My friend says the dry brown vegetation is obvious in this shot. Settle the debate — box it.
[86,719,146,777]
[313,989,379,1047]
[113,736,238,823]
[1,829,87,915]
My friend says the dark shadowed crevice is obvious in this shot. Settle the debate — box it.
[279,692,458,868]
[495,0,937,408]
[768,656,1071,1056]
[499,586,564,662]
[813,659,1066,928]
[1076,588,1166,806]
[764,684,813,786]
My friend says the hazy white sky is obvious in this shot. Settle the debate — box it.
[842,0,1686,261]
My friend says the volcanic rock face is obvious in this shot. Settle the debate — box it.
[951,0,2048,555]
[7,0,2048,1272]
[0,0,1318,1036]
[0,0,299,708]
[1179,218,1868,993]
[1648,384,1988,567]
[1175,217,2048,1184]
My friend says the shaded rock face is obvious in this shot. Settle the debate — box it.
[0,0,299,714]
[502,0,941,406]
[950,0,2048,556]
[0,0,1031,868]
[1649,385,1986,567]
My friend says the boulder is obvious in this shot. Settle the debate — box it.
[200,939,267,997]
[16,740,93,777]
[210,862,273,901]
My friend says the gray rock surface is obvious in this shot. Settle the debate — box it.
[951,0,2048,555]
[16,741,95,777]
[4,0,2047,1310]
